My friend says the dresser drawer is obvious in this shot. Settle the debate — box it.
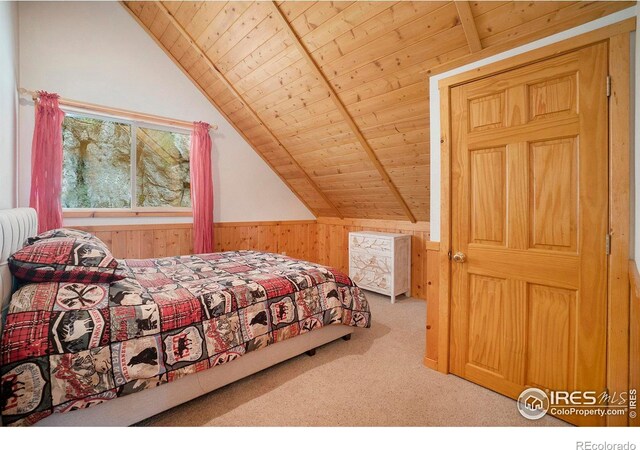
[349,234,393,257]
[349,251,392,294]
[349,265,392,294]
[349,248,392,269]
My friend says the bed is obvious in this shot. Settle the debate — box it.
[0,208,371,426]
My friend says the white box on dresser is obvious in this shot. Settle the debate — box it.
[348,231,411,303]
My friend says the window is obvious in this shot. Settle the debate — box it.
[61,113,191,212]
[62,115,132,208]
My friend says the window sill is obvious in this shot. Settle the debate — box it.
[63,209,192,218]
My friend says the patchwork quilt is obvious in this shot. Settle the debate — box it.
[0,251,370,426]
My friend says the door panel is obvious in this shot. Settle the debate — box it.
[528,74,577,121]
[468,274,505,373]
[449,42,608,426]
[468,92,505,131]
[470,148,506,245]
[526,283,575,392]
[529,138,577,251]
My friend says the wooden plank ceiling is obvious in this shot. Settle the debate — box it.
[124,1,633,222]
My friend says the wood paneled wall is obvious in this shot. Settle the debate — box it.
[630,261,640,427]
[424,244,440,370]
[213,220,316,261]
[75,218,436,301]
[76,224,195,259]
[75,221,317,262]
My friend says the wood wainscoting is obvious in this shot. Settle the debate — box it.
[75,223,195,259]
[213,221,317,261]
[74,221,317,262]
[424,242,440,370]
[74,218,436,302]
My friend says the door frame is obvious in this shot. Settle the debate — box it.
[436,19,633,425]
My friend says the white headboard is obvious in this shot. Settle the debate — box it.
[0,208,38,316]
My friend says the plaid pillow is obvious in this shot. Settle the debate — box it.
[9,238,126,283]
[24,228,102,246]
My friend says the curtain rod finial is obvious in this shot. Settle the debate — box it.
[18,87,37,101]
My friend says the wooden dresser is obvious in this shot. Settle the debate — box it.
[348,231,411,303]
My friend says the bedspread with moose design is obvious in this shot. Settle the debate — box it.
[0,251,370,426]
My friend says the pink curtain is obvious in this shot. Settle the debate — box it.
[189,121,214,254]
[29,91,65,233]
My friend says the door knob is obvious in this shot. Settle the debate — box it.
[452,252,467,263]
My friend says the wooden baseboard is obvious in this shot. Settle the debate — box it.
[423,357,438,371]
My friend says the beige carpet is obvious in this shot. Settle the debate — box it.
[137,292,566,426]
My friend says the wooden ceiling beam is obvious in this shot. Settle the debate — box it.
[147,1,343,219]
[269,1,417,223]
[455,1,482,53]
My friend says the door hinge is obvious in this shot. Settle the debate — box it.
[606,233,611,255]
[606,75,611,97]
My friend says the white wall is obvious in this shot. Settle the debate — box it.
[0,1,19,210]
[429,6,638,242]
[17,1,314,225]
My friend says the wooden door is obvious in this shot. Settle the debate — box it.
[449,42,608,426]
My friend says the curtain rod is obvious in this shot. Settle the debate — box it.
[18,88,218,131]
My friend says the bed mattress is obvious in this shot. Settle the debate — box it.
[0,251,370,426]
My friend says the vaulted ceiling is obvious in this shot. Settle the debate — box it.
[123,1,633,222]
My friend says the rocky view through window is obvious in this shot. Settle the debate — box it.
[61,115,191,209]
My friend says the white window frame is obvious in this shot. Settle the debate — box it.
[61,109,192,216]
